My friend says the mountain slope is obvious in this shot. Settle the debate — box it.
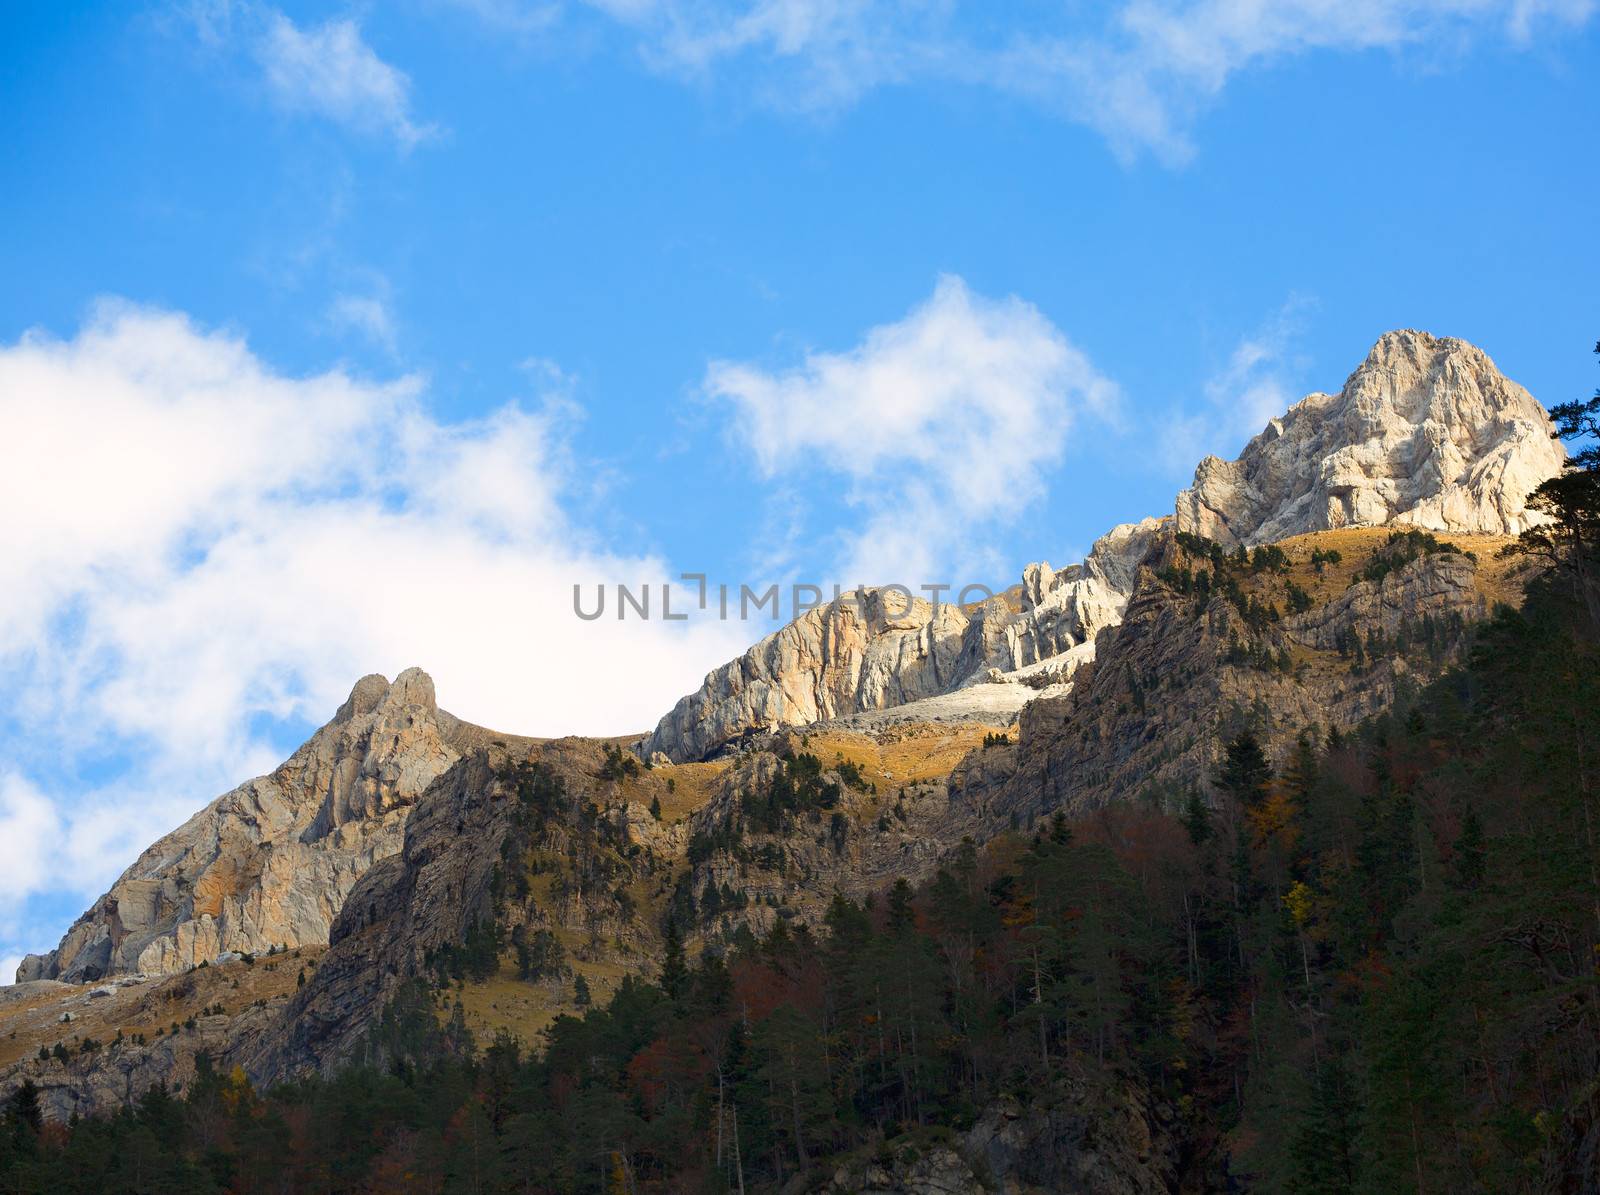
[978,526,1522,821]
[6,562,1591,1190]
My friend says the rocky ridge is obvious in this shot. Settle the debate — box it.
[977,528,1516,821]
[0,327,1570,1126]
[0,523,1535,1117]
[644,517,1163,763]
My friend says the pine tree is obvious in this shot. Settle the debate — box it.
[1216,731,1272,808]
[1288,1058,1359,1194]
[887,878,916,935]
[1506,340,1600,628]
[661,918,688,1001]
[1451,803,1486,890]
[1181,789,1213,845]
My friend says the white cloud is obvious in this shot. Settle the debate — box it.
[256,11,436,148]
[706,275,1118,584]
[444,0,564,35]
[602,0,936,111]
[0,302,746,958]
[1061,0,1598,159]
[0,776,63,914]
[458,0,1594,158]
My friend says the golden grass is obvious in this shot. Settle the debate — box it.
[450,955,638,1046]
[799,723,1002,788]
[648,760,730,823]
[1185,527,1531,683]
[1196,528,1528,619]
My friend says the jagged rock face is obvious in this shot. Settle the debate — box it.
[1006,516,1166,668]
[16,669,503,984]
[978,538,1498,820]
[245,747,525,1082]
[1175,330,1564,546]
[645,520,1162,763]
[645,587,980,764]
[247,736,649,1084]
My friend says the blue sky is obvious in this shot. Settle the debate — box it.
[1,0,1596,977]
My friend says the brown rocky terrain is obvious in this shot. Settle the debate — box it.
[0,948,320,1122]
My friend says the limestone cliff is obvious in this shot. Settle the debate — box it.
[16,669,519,984]
[644,518,1163,762]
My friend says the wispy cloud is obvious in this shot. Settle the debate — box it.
[327,290,399,353]
[257,11,437,149]
[707,275,1119,585]
[452,0,1595,160]
[1160,296,1317,471]
[179,3,439,149]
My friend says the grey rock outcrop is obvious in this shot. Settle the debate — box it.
[16,669,516,984]
[245,747,524,1080]
[247,735,666,1084]
[644,520,1160,763]
[821,1063,1179,1194]
[1175,329,1563,545]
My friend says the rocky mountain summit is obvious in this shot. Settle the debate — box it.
[1175,329,1563,544]
[647,331,1562,763]
[17,669,520,984]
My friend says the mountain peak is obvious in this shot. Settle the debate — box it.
[339,673,393,720]
[1175,329,1563,546]
[337,667,436,723]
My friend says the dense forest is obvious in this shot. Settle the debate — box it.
[3,369,1597,1193]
